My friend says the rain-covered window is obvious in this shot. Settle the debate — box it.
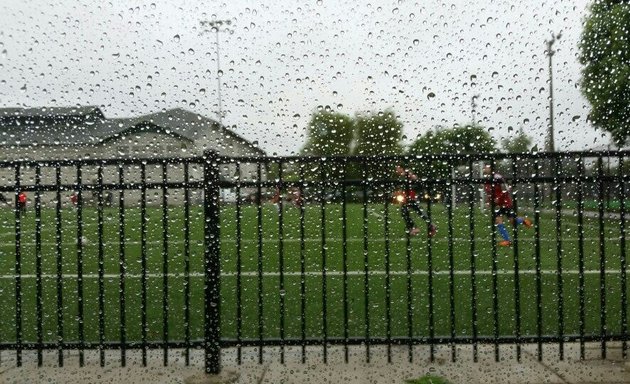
[0,1,628,382]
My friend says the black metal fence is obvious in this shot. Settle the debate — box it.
[0,151,628,374]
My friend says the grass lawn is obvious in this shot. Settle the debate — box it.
[0,200,628,346]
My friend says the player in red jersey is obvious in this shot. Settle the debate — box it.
[17,191,27,214]
[395,165,437,238]
[483,165,532,246]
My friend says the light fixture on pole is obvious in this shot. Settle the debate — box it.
[200,19,233,127]
[471,94,479,125]
[545,31,562,153]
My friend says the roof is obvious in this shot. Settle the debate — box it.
[0,106,265,156]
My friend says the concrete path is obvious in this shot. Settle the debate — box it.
[1,343,628,383]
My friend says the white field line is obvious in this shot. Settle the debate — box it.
[0,237,625,248]
[0,269,628,280]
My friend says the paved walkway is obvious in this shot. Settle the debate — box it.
[1,343,628,383]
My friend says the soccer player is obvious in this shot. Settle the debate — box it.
[483,164,532,246]
[17,191,27,214]
[395,165,437,237]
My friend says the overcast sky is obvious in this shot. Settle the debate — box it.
[0,0,613,155]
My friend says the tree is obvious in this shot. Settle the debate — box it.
[353,110,404,156]
[299,108,355,183]
[407,124,496,182]
[408,123,496,158]
[301,109,354,156]
[579,0,630,145]
[353,110,404,183]
[502,128,533,153]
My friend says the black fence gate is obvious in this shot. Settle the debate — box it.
[0,151,628,374]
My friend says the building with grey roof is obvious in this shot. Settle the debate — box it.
[0,106,264,159]
[0,106,265,206]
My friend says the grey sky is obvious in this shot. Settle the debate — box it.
[0,0,611,155]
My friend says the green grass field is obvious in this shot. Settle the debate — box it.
[0,200,628,346]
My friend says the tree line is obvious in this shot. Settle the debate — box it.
[300,108,532,159]
[294,107,532,183]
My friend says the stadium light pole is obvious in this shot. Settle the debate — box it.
[471,94,479,125]
[545,32,561,203]
[200,19,233,127]
[545,32,561,153]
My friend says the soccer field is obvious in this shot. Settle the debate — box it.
[0,202,628,347]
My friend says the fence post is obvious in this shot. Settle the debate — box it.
[204,150,221,374]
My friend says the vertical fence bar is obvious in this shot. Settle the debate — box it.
[13,165,22,367]
[55,165,64,367]
[618,154,627,359]
[35,165,43,367]
[161,162,170,366]
[298,164,307,363]
[234,163,242,365]
[97,164,106,367]
[511,157,521,362]
[140,163,148,366]
[554,156,564,360]
[277,161,286,364]
[404,165,414,363]
[320,159,329,363]
[183,162,192,365]
[383,177,392,364]
[468,158,478,362]
[342,159,350,363]
[118,165,127,367]
[256,163,264,365]
[597,157,607,358]
[533,159,543,361]
[577,157,586,359]
[447,164,456,362]
[76,164,85,366]
[361,159,370,363]
[204,151,221,374]
[489,159,499,362]
[427,178,435,362]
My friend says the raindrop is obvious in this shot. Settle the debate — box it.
[173,34,180,43]
[427,92,435,100]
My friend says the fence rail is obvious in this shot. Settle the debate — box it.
[0,151,628,374]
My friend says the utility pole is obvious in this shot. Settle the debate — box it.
[471,94,479,125]
[545,32,561,153]
[200,19,233,127]
[545,32,561,204]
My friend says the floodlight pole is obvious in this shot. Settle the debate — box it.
[545,33,561,153]
[200,19,232,127]
[471,94,479,126]
[545,32,561,203]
